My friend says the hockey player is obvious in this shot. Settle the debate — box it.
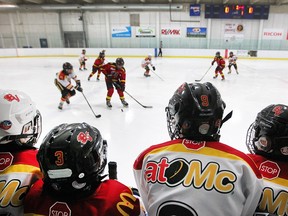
[228,51,239,74]
[23,122,143,216]
[246,104,288,216]
[133,82,263,216]
[79,49,87,71]
[212,51,225,80]
[101,57,128,108]
[88,50,106,81]
[141,54,156,77]
[54,62,83,110]
[0,89,42,215]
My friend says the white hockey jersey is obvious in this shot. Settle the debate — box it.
[141,57,153,68]
[133,139,263,216]
[228,55,237,64]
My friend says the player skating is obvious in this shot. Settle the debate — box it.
[211,51,225,80]
[24,122,144,216]
[54,62,83,110]
[133,82,263,216]
[88,50,106,81]
[101,57,128,108]
[246,104,288,216]
[228,51,239,74]
[0,89,42,215]
[79,49,87,71]
[141,54,156,77]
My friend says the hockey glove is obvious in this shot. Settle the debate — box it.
[75,85,83,92]
[152,66,156,71]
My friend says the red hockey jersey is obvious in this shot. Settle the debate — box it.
[101,63,126,86]
[24,179,141,216]
[0,148,42,215]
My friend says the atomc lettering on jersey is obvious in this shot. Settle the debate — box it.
[145,157,237,193]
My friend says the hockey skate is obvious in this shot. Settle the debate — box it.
[144,73,151,77]
[121,99,129,107]
[88,77,90,81]
[213,75,218,79]
[221,77,225,81]
[66,98,70,104]
[228,70,231,74]
[84,68,87,70]
[97,77,100,81]
[236,71,239,74]
[106,100,112,108]
[58,102,64,110]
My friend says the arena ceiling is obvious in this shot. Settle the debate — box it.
[0,0,287,10]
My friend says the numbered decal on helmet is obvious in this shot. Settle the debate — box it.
[200,95,209,107]
[4,94,20,102]
[77,131,93,144]
[55,151,64,166]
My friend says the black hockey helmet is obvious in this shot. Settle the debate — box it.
[82,49,86,53]
[246,104,288,161]
[116,57,124,68]
[99,50,105,58]
[166,82,226,141]
[62,62,73,75]
[229,51,233,55]
[216,51,220,57]
[37,122,108,195]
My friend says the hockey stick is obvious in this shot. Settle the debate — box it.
[195,65,213,82]
[149,66,164,81]
[112,82,153,108]
[81,92,101,118]
[124,90,153,108]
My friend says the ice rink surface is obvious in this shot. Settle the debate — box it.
[1,55,287,187]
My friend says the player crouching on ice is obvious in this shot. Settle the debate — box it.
[228,51,239,74]
[54,62,83,110]
[141,54,156,77]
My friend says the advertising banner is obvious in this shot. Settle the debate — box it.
[187,27,207,38]
[262,29,284,40]
[190,4,201,16]
[112,26,131,38]
[135,27,156,37]
[161,27,182,37]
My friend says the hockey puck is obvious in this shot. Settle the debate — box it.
[121,109,124,112]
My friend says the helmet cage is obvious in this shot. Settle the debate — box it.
[246,107,288,161]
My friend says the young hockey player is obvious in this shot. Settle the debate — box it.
[212,51,225,80]
[246,104,288,216]
[141,54,156,77]
[88,50,106,81]
[228,51,239,74]
[0,89,42,215]
[54,62,83,110]
[101,57,128,108]
[24,122,143,216]
[79,49,87,71]
[133,82,264,216]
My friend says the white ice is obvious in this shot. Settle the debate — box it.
[1,56,287,187]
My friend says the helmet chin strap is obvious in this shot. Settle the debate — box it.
[221,110,233,127]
